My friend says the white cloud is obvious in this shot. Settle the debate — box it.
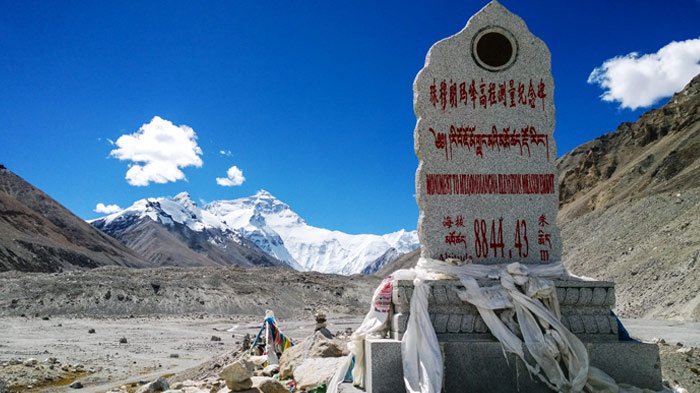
[219,150,233,157]
[94,203,122,214]
[216,166,245,187]
[110,116,203,186]
[588,38,700,110]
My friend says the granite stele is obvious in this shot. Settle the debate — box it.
[354,2,664,393]
[414,0,560,266]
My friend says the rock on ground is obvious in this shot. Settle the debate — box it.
[279,331,348,379]
[136,377,169,393]
[220,360,254,391]
[251,376,288,393]
[294,357,347,391]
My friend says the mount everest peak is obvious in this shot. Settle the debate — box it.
[90,190,419,274]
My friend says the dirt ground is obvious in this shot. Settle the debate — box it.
[0,315,361,393]
[1,316,698,393]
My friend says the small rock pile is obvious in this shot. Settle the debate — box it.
[152,330,350,393]
[278,331,348,391]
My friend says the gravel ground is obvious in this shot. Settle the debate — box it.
[1,316,698,393]
[0,314,360,393]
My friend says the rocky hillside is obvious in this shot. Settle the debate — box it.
[0,167,149,272]
[557,74,700,321]
[0,266,381,318]
[558,74,700,217]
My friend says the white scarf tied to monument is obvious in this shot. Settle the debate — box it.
[327,259,668,393]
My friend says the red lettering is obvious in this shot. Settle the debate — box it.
[528,79,537,108]
[479,80,487,108]
[498,82,507,107]
[459,82,468,106]
[427,78,548,112]
[517,82,526,105]
[425,174,554,195]
[509,79,516,107]
[469,80,478,108]
[439,80,447,111]
[430,124,550,161]
[442,215,453,229]
[488,82,497,106]
[537,79,547,110]
[449,81,458,108]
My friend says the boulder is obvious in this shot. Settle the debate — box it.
[220,360,253,391]
[677,347,694,356]
[294,357,346,391]
[279,331,347,379]
[251,377,288,393]
[135,377,169,393]
[261,364,279,377]
[310,336,346,358]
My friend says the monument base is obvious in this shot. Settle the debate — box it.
[363,339,662,393]
[391,279,620,342]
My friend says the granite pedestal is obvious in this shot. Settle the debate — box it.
[358,278,662,393]
[391,278,620,342]
[364,339,662,393]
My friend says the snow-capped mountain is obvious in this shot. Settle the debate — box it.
[89,192,287,269]
[90,190,419,274]
[205,190,419,274]
[94,192,223,232]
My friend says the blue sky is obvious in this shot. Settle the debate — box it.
[2,0,699,235]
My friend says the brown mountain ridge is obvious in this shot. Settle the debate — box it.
[0,166,149,272]
[557,73,700,321]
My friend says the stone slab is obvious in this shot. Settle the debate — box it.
[414,1,561,265]
[364,339,404,393]
[364,338,662,393]
[587,342,662,390]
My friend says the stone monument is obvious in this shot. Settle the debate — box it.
[415,0,560,265]
[359,2,663,393]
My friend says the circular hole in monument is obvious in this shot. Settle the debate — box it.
[472,27,517,72]
[476,32,512,67]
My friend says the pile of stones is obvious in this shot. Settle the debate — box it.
[105,331,350,393]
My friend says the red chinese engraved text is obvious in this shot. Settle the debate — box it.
[537,214,552,261]
[428,78,547,111]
